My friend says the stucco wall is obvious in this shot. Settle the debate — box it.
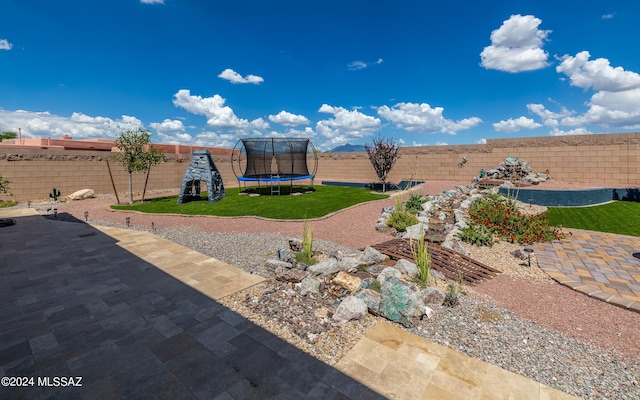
[1,132,639,202]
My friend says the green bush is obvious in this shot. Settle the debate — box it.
[456,223,494,247]
[468,194,563,244]
[404,193,427,215]
[387,210,418,232]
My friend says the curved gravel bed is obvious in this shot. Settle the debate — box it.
[19,180,640,400]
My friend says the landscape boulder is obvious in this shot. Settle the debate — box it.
[332,271,362,293]
[358,246,386,265]
[333,296,368,323]
[296,277,321,296]
[379,275,425,327]
[308,258,340,276]
[67,189,94,201]
[274,266,308,283]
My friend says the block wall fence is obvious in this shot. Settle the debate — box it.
[1,132,639,202]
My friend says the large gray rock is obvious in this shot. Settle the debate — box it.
[274,266,308,283]
[265,259,293,270]
[358,247,386,265]
[333,296,368,323]
[401,223,427,240]
[377,267,402,285]
[366,264,386,277]
[308,258,340,276]
[339,256,361,272]
[296,277,321,296]
[394,259,418,279]
[67,189,94,201]
[356,289,381,314]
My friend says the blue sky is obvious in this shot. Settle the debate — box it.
[1,1,640,150]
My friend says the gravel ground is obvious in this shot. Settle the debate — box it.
[17,180,640,400]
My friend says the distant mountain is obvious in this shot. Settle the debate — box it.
[330,143,366,153]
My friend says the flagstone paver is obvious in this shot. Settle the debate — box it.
[534,229,640,313]
[1,208,577,399]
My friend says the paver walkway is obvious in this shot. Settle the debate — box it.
[0,208,576,399]
[534,229,640,313]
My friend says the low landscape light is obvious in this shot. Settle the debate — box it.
[524,247,534,267]
[125,217,130,227]
[84,211,89,222]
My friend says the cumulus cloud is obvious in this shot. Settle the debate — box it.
[480,14,551,72]
[549,127,593,136]
[556,51,640,92]
[140,0,164,4]
[602,13,615,20]
[493,116,542,133]
[560,88,640,129]
[377,102,481,134]
[218,68,264,84]
[172,89,267,133]
[268,110,310,126]
[316,104,381,145]
[0,109,142,139]
[194,132,237,148]
[0,39,13,50]
[148,119,194,144]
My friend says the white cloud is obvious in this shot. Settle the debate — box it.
[316,104,381,145]
[560,88,640,129]
[149,119,194,144]
[377,102,481,134]
[268,110,310,126]
[549,127,593,136]
[493,116,542,133]
[476,138,487,144]
[149,119,185,133]
[556,51,640,92]
[172,89,267,134]
[602,13,615,20]
[347,58,383,71]
[480,14,551,73]
[140,0,165,4]
[194,132,237,148]
[218,68,264,84]
[0,39,13,50]
[0,109,142,139]
[347,61,367,71]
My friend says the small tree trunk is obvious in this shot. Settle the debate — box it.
[141,161,151,202]
[128,172,134,204]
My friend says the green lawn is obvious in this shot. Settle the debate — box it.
[111,185,388,219]
[547,201,640,237]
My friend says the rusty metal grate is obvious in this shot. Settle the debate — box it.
[369,239,500,285]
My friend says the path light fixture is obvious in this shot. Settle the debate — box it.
[84,211,89,222]
[151,222,155,231]
[529,198,533,207]
[524,247,534,267]
[125,217,130,227]
[27,201,31,208]
[53,208,57,220]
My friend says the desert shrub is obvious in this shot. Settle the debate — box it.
[404,193,427,215]
[387,211,418,232]
[443,281,462,307]
[456,223,494,247]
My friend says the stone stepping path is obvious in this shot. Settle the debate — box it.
[534,228,640,313]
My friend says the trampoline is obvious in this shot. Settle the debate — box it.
[231,138,318,195]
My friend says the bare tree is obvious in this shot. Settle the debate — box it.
[365,135,400,192]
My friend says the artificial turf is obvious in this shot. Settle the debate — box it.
[547,201,640,237]
[111,185,388,220]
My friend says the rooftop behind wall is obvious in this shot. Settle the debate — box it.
[1,131,639,201]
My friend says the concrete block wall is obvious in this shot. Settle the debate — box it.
[1,132,640,202]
